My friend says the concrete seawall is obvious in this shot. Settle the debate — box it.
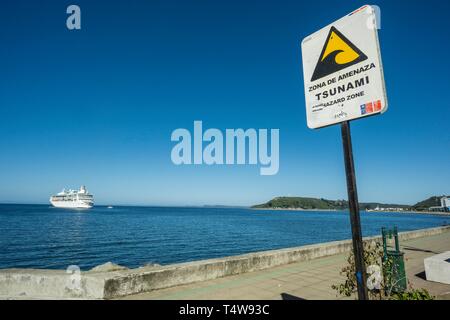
[1,225,449,299]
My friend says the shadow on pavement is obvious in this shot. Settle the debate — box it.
[415,271,427,280]
[402,246,440,254]
[280,293,307,300]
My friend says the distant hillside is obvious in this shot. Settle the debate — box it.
[252,197,346,210]
[412,196,447,211]
[252,197,409,210]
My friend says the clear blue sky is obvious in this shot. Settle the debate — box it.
[0,0,448,206]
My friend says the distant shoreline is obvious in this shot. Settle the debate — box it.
[392,210,450,216]
[251,207,338,212]
[1,203,449,216]
[252,195,450,216]
[251,207,450,216]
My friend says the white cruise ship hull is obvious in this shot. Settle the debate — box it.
[50,186,94,209]
[50,199,93,209]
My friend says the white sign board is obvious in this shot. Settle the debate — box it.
[301,5,387,129]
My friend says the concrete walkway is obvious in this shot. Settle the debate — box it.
[120,231,450,300]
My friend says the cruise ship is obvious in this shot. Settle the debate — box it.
[50,186,94,209]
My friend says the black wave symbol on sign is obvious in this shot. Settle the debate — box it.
[311,49,367,81]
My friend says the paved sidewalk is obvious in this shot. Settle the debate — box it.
[120,231,450,300]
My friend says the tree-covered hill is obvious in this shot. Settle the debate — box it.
[252,196,409,210]
[412,196,447,211]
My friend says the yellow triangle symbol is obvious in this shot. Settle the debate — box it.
[311,26,368,81]
[321,31,360,64]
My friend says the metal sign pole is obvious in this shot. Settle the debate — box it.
[340,120,369,300]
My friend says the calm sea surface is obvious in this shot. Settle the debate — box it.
[0,204,449,270]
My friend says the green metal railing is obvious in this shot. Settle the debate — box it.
[382,226,407,294]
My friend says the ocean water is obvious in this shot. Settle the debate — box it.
[0,204,449,270]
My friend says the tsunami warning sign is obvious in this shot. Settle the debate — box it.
[301,5,387,129]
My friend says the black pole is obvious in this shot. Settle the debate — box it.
[341,121,369,300]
